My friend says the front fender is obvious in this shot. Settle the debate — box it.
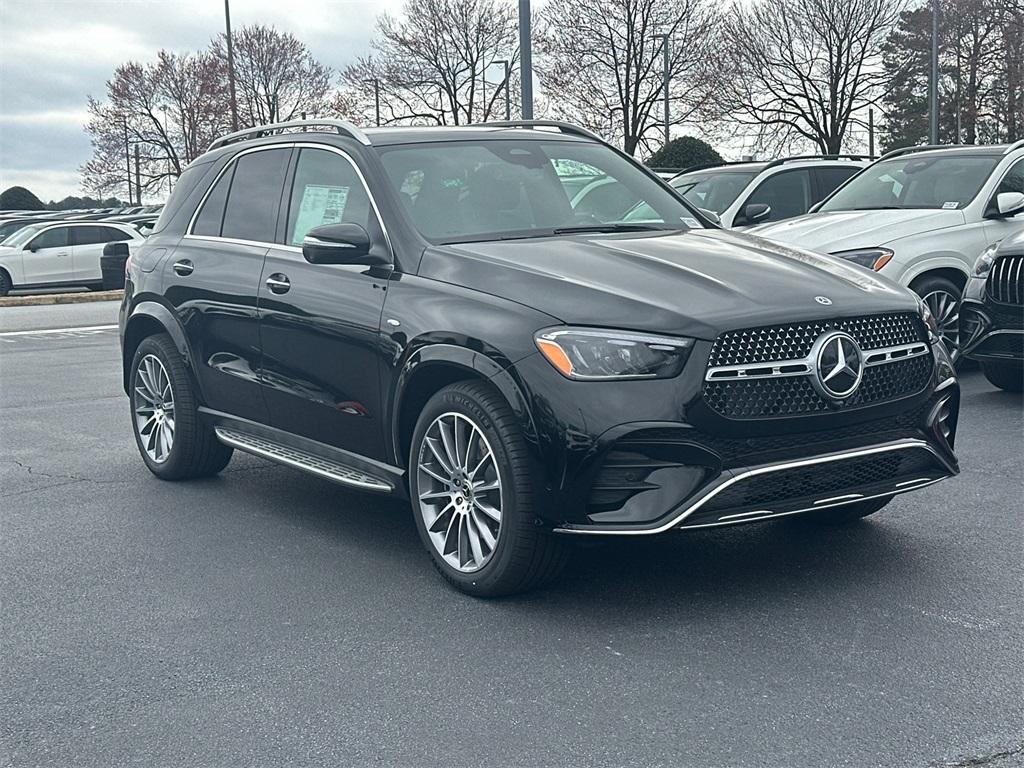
[887,254,971,287]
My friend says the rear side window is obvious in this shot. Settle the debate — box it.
[192,164,235,236]
[814,167,860,203]
[28,227,69,249]
[285,148,375,246]
[221,148,290,242]
[71,226,131,245]
[744,170,812,222]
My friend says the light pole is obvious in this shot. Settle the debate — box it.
[652,33,670,147]
[224,0,239,131]
[518,0,533,119]
[122,116,132,206]
[494,59,511,121]
[929,0,939,143]
[366,79,381,126]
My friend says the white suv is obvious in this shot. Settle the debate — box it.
[0,221,145,296]
[669,155,871,228]
[750,142,1024,357]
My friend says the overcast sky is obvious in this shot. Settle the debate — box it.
[0,0,406,202]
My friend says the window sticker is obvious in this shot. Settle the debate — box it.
[682,217,701,227]
[291,184,350,245]
[942,201,959,209]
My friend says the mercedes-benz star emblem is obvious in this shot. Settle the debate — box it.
[815,296,833,306]
[811,331,863,400]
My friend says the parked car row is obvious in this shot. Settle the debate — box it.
[0,205,162,295]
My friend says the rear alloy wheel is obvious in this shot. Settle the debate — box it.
[129,333,233,480]
[913,275,962,361]
[0,270,11,297]
[981,360,1024,392]
[410,380,569,597]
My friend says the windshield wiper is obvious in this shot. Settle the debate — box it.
[551,223,673,235]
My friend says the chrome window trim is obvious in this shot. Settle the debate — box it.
[182,141,394,258]
[704,340,930,382]
[553,438,953,536]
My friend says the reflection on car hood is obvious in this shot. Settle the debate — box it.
[748,209,965,253]
[419,228,917,340]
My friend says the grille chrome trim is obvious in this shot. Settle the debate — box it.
[986,255,1024,305]
[704,341,930,382]
[553,438,954,535]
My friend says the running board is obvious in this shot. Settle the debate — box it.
[214,427,393,492]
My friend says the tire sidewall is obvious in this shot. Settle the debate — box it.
[408,384,529,593]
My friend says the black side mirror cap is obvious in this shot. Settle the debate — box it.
[301,223,390,266]
[103,241,130,257]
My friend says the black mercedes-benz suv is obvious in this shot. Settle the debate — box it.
[119,119,960,596]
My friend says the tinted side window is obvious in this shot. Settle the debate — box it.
[814,167,860,203]
[744,170,812,222]
[101,227,133,242]
[192,163,234,237]
[70,226,104,245]
[285,148,375,246]
[29,227,69,249]
[221,148,290,242]
[996,158,1024,195]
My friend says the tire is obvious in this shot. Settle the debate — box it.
[911,274,962,361]
[408,380,569,597]
[129,333,233,480]
[796,495,892,525]
[0,270,11,297]
[981,360,1024,392]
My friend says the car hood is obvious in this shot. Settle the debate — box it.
[748,209,965,253]
[418,228,918,340]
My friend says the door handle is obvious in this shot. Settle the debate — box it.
[172,259,194,276]
[265,273,290,294]
[56,252,69,258]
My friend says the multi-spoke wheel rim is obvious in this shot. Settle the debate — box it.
[133,354,175,463]
[923,289,961,360]
[416,412,502,573]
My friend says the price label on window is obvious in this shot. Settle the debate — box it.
[291,185,350,245]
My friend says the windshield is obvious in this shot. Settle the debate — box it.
[2,224,44,247]
[820,154,999,211]
[376,139,701,244]
[670,170,759,214]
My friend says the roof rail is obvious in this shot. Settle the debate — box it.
[1006,139,1024,154]
[474,120,607,145]
[877,144,971,161]
[677,160,762,174]
[208,119,372,151]
[763,153,873,170]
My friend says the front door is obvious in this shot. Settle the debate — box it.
[22,226,72,285]
[163,146,292,423]
[258,145,391,460]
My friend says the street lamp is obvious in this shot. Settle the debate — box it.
[651,33,670,146]
[224,0,239,131]
[493,59,511,121]
[364,79,381,126]
[518,0,533,119]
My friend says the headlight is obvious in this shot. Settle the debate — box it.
[917,297,940,342]
[831,247,894,271]
[972,243,999,277]
[534,327,694,380]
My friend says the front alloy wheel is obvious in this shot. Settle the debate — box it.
[416,412,502,572]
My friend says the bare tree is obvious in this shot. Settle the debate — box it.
[537,0,722,156]
[719,0,904,155]
[337,0,520,126]
[81,51,229,199]
[211,25,333,125]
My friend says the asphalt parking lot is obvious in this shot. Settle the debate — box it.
[1,302,1021,768]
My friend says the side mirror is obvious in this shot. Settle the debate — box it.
[103,241,130,258]
[301,223,388,265]
[697,207,722,226]
[993,191,1024,218]
[740,202,772,225]
[26,242,38,253]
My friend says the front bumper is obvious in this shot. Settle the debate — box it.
[960,277,1024,362]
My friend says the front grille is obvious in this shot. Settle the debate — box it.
[704,313,931,419]
[986,255,1024,305]
[707,313,923,367]
[680,447,946,526]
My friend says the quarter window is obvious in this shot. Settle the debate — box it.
[285,148,376,246]
[193,163,234,237]
[221,148,291,242]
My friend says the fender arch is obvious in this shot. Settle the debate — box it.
[121,301,195,393]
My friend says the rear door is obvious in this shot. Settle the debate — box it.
[163,146,292,423]
[22,226,72,284]
[258,145,391,459]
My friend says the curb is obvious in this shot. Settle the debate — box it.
[0,290,123,308]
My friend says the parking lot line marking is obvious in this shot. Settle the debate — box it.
[0,324,118,337]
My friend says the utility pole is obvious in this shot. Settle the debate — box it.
[652,34,670,146]
[868,108,875,157]
[371,79,381,126]
[495,59,511,121]
[123,117,132,206]
[518,0,533,119]
[929,0,939,143]
[134,145,142,206]
[225,0,239,131]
